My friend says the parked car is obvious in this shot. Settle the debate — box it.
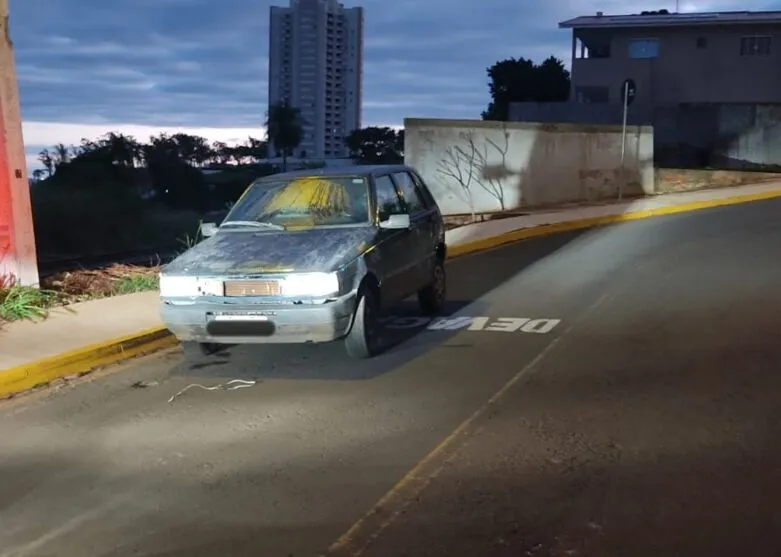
[159,164,446,359]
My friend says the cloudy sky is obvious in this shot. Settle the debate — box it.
[13,0,774,171]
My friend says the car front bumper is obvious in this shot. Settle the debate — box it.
[160,292,357,344]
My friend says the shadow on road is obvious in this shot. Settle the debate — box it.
[169,229,588,381]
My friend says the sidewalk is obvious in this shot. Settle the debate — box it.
[2,181,781,396]
[446,180,781,252]
[0,291,163,370]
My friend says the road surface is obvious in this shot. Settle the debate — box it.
[2,199,781,557]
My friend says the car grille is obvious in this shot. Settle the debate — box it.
[223,279,281,297]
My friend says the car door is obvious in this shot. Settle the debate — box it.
[371,173,417,306]
[390,170,437,290]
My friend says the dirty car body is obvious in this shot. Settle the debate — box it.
[159,164,447,358]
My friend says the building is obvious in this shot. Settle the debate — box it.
[268,0,363,160]
[559,10,781,107]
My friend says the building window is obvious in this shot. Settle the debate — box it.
[696,37,707,49]
[741,36,771,56]
[628,38,659,59]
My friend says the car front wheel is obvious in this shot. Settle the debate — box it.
[344,288,381,359]
[418,260,446,315]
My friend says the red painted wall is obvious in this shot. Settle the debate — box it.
[0,98,13,272]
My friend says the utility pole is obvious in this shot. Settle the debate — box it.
[0,0,38,286]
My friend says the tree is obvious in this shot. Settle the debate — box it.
[37,149,54,176]
[102,132,142,167]
[345,126,404,164]
[245,136,268,161]
[265,101,304,172]
[482,56,570,121]
[52,143,70,165]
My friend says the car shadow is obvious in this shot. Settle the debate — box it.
[169,229,587,381]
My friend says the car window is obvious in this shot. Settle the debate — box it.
[392,172,427,213]
[409,171,437,208]
[374,175,405,222]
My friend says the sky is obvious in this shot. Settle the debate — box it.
[13,0,776,172]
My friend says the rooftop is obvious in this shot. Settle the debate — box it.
[559,10,781,29]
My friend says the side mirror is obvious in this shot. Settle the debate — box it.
[201,222,218,238]
[379,214,411,230]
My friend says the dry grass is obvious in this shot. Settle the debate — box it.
[40,264,160,299]
[0,264,159,327]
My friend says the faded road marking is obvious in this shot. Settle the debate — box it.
[379,315,561,333]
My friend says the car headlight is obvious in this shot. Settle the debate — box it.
[281,272,339,298]
[159,275,199,297]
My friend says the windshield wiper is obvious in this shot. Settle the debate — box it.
[220,221,285,231]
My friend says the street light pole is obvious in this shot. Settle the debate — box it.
[0,0,38,286]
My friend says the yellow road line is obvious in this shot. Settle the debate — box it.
[448,188,781,258]
[322,290,616,556]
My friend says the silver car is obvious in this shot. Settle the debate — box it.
[159,164,447,359]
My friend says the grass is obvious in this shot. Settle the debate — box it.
[0,264,160,328]
[0,283,63,322]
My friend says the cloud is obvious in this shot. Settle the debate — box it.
[13,0,777,172]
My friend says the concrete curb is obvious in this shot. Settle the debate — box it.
[0,327,177,399]
[3,187,781,399]
[447,187,781,258]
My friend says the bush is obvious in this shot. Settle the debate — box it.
[31,184,201,259]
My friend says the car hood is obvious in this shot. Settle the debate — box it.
[163,226,377,276]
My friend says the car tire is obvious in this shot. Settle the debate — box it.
[418,260,446,315]
[344,288,381,359]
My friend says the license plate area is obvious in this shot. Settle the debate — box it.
[213,314,268,322]
[209,311,273,322]
[206,311,276,336]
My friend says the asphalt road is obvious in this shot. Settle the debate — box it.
[3,198,781,557]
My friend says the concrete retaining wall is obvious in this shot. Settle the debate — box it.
[404,118,655,215]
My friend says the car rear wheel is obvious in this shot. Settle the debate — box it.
[344,288,381,359]
[418,260,446,315]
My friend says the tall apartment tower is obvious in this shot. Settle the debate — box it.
[268,0,363,160]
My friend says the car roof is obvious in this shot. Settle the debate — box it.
[255,164,411,182]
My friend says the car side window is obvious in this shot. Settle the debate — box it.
[409,171,437,208]
[373,174,405,222]
[391,172,427,213]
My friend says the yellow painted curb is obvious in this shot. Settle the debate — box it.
[447,188,781,258]
[3,187,780,399]
[0,326,177,399]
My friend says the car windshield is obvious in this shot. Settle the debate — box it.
[223,175,371,228]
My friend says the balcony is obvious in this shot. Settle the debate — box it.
[571,57,622,88]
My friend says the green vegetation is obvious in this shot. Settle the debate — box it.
[265,100,305,172]
[0,264,161,327]
[0,281,62,322]
[12,99,410,326]
[30,110,408,262]
[481,56,571,121]
[345,126,404,164]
